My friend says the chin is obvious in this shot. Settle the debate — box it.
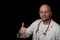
[42,18,51,21]
[41,18,48,21]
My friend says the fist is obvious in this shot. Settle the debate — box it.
[19,22,26,35]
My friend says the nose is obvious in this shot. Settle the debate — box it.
[42,11,46,16]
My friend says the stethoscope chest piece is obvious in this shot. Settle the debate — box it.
[43,32,46,36]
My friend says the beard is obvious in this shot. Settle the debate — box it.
[41,17,51,22]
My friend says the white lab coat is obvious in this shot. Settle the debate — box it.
[17,19,60,40]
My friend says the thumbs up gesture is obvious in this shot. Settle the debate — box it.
[18,22,26,35]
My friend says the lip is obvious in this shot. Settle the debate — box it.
[42,16,47,18]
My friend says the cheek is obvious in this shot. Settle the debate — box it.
[46,13,50,17]
[40,13,42,17]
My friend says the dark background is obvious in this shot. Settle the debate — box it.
[16,0,60,40]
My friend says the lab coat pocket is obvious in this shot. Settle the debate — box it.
[39,34,46,40]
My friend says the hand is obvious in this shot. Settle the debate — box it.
[18,22,26,36]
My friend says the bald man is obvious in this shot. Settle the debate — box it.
[17,4,60,40]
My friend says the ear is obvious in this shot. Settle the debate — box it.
[50,11,52,16]
[38,8,40,14]
[51,11,52,15]
[39,11,40,14]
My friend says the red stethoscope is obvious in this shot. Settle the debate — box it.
[36,20,51,35]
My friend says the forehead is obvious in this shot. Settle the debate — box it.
[40,5,51,11]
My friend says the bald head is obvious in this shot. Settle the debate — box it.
[40,4,51,12]
[39,4,52,21]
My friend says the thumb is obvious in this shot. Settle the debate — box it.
[22,22,24,27]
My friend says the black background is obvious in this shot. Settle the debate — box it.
[15,0,60,40]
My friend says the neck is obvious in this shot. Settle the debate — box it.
[42,18,51,25]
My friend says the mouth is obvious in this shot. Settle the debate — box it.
[41,17,48,20]
[42,16,47,19]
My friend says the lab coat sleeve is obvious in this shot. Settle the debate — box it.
[58,25,60,40]
[55,25,60,40]
[17,19,39,38]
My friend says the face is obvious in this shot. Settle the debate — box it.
[39,5,52,21]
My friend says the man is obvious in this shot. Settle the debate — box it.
[17,4,60,40]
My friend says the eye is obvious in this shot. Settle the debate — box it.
[44,11,49,13]
[40,11,43,13]
[40,11,50,14]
